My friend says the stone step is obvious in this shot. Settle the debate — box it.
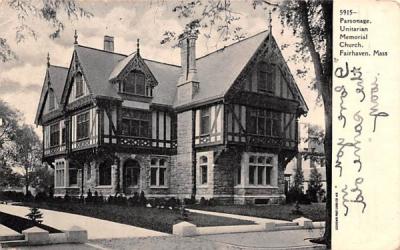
[275,222,299,227]
[0,239,28,248]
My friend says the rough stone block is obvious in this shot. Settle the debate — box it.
[292,217,313,228]
[172,222,198,236]
[22,226,49,245]
[65,226,88,243]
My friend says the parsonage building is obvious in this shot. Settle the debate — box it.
[35,27,308,205]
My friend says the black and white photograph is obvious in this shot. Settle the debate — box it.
[0,0,398,249]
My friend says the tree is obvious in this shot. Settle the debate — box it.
[0,0,92,62]
[164,0,332,246]
[293,166,305,193]
[308,166,323,202]
[0,100,21,147]
[30,164,54,194]
[13,124,42,195]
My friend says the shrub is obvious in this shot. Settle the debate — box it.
[34,191,48,202]
[166,197,179,209]
[199,197,207,206]
[138,191,147,206]
[128,192,139,206]
[26,207,43,224]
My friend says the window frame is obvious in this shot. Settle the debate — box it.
[48,90,55,111]
[257,62,275,94]
[123,70,146,96]
[247,108,282,137]
[200,107,211,135]
[121,109,151,138]
[150,158,168,187]
[75,73,84,98]
[76,112,90,140]
[247,154,275,187]
[49,123,60,147]
[199,156,208,185]
[98,161,112,186]
[125,160,140,187]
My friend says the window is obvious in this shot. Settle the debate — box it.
[248,108,281,136]
[76,112,90,140]
[125,160,140,187]
[199,156,208,185]
[55,161,65,187]
[257,62,274,93]
[248,155,274,186]
[48,90,55,111]
[99,161,112,186]
[50,123,60,147]
[75,73,84,97]
[69,166,78,186]
[123,71,146,96]
[236,166,242,185]
[150,158,167,187]
[121,109,151,138]
[61,127,66,145]
[200,107,210,135]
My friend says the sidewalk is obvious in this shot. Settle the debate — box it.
[188,208,292,225]
[0,204,168,240]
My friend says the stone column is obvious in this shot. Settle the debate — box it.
[111,164,118,194]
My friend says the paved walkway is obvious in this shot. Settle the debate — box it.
[0,204,168,240]
[188,209,291,224]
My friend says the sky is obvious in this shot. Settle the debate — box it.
[0,0,324,136]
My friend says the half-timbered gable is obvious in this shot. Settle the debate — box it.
[35,29,307,204]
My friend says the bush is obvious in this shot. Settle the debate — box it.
[26,207,43,224]
[0,191,25,202]
[34,191,48,202]
[166,197,179,209]
[128,192,139,206]
[138,191,147,206]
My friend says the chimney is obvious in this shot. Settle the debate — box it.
[104,36,114,52]
[178,33,198,85]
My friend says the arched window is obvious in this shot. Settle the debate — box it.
[123,71,146,95]
[75,73,84,97]
[199,156,208,185]
[125,159,140,187]
[99,160,112,186]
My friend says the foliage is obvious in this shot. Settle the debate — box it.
[308,166,323,202]
[1,0,92,62]
[29,165,54,194]
[0,100,21,147]
[293,167,305,193]
[26,206,43,224]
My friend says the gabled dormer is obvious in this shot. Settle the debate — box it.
[109,40,158,101]
[35,59,68,125]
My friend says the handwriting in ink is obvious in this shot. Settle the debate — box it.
[341,185,349,216]
[334,85,348,128]
[335,137,362,177]
[351,67,365,102]
[334,61,349,78]
[353,111,363,172]
[370,75,389,132]
[341,178,367,216]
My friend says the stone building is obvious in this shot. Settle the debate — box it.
[35,27,308,204]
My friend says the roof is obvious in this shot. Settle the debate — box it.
[34,65,68,124]
[189,30,269,105]
[75,45,125,100]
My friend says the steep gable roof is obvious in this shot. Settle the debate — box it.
[190,30,269,105]
[34,65,68,124]
[74,45,125,100]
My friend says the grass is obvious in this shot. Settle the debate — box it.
[21,202,254,233]
[0,211,61,234]
[189,203,326,222]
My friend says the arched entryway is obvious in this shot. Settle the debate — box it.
[122,159,141,193]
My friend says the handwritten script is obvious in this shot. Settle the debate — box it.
[334,61,389,229]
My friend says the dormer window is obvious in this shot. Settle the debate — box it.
[48,90,55,111]
[257,62,275,93]
[123,70,146,96]
[75,73,84,98]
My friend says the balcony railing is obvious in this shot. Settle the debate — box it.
[44,144,66,156]
[103,135,177,149]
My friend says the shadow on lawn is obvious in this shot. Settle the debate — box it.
[0,211,61,234]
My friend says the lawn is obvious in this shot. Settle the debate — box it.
[20,202,254,233]
[189,203,326,222]
[0,211,61,233]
